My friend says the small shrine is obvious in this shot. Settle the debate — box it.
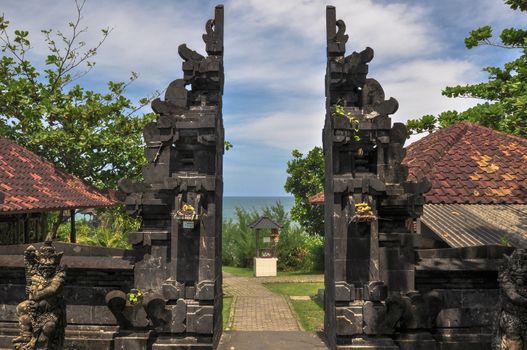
[249,216,282,277]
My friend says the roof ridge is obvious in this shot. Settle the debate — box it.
[404,122,469,181]
[426,122,469,175]
[462,121,527,144]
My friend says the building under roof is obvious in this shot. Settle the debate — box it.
[249,216,283,230]
[310,122,527,248]
[0,137,118,244]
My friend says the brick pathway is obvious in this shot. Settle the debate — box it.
[223,273,302,331]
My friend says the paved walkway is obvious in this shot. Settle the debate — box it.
[223,272,302,331]
[218,331,328,350]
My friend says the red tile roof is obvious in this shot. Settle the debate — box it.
[309,122,527,205]
[308,192,325,205]
[0,137,117,213]
[403,122,527,204]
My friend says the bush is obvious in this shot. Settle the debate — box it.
[57,206,138,249]
[276,228,324,272]
[222,202,324,272]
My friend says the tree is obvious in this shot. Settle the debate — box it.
[284,147,325,235]
[0,1,156,240]
[407,0,527,138]
[0,0,156,190]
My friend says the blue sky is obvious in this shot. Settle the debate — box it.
[2,0,525,196]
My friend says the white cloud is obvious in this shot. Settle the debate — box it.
[378,58,482,123]
[229,57,481,150]
[229,105,325,152]
[1,0,521,195]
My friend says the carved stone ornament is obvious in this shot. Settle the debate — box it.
[13,241,66,350]
[495,248,527,350]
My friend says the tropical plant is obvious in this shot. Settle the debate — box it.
[57,206,138,248]
[0,0,157,238]
[284,147,325,236]
[0,0,157,190]
[222,202,324,271]
[406,0,527,137]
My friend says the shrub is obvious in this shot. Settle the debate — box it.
[222,202,324,272]
[57,206,138,248]
[276,228,324,272]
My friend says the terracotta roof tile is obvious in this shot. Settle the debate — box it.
[310,122,527,205]
[404,122,527,204]
[0,137,117,213]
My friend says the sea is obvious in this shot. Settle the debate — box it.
[222,196,294,221]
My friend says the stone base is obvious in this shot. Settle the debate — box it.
[435,329,492,350]
[0,322,118,350]
[114,331,153,350]
[151,335,214,349]
[395,332,438,350]
[254,257,277,277]
[0,321,17,349]
[337,336,399,349]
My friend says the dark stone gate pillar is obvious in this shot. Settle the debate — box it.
[108,5,224,349]
[323,6,430,350]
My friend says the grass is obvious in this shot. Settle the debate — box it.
[222,265,323,278]
[277,270,323,276]
[290,298,324,331]
[263,282,324,296]
[263,282,325,331]
[222,266,254,277]
[223,296,233,330]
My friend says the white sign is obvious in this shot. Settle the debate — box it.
[183,221,195,229]
[263,237,271,243]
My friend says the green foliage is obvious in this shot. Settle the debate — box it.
[57,206,138,248]
[506,0,527,11]
[407,0,527,138]
[0,1,157,189]
[224,140,233,151]
[222,202,324,272]
[222,202,290,268]
[284,147,325,235]
[276,228,324,272]
[464,26,493,49]
[222,296,233,330]
[128,289,143,304]
[263,282,324,297]
[222,266,254,277]
[290,298,324,331]
[333,102,360,141]
[406,114,437,134]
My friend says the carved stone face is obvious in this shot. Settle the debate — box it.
[509,249,527,287]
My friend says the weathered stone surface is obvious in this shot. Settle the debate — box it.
[323,5,426,349]
[336,304,363,336]
[494,248,527,350]
[13,241,66,350]
[114,331,152,350]
[108,5,224,348]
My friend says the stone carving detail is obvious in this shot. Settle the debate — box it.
[397,291,443,330]
[13,241,66,350]
[323,5,430,349]
[108,5,224,348]
[495,248,527,350]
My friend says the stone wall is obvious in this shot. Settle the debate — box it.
[322,5,512,350]
[0,242,135,350]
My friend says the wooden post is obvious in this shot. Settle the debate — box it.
[70,209,76,243]
[255,229,259,258]
[23,215,29,244]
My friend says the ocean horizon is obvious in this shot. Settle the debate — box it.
[223,196,294,221]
